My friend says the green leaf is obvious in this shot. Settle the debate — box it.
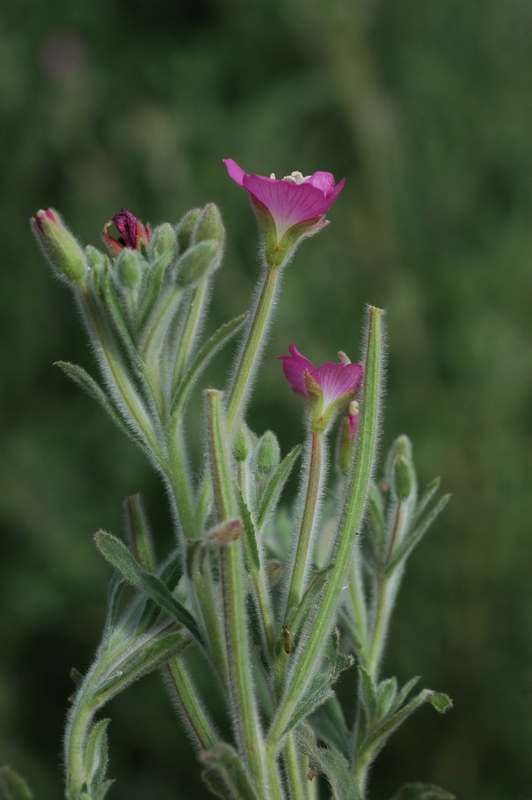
[94,531,202,642]
[366,482,385,551]
[412,477,441,525]
[171,312,248,417]
[279,672,335,740]
[124,494,156,572]
[286,564,334,645]
[256,445,302,531]
[358,666,378,724]
[376,677,398,719]
[199,743,259,800]
[84,718,110,794]
[137,249,176,330]
[385,494,451,577]
[0,766,34,800]
[55,361,141,445]
[389,783,456,800]
[297,724,362,800]
[310,697,351,758]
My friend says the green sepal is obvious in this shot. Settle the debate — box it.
[385,493,451,577]
[297,724,363,800]
[171,312,248,418]
[255,444,302,531]
[175,208,201,252]
[0,765,34,800]
[254,430,280,476]
[176,240,220,287]
[115,248,142,289]
[199,743,259,800]
[388,784,456,800]
[124,494,156,572]
[94,531,201,642]
[309,696,351,758]
[149,223,177,265]
[193,203,225,249]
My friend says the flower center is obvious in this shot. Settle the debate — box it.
[269,171,311,184]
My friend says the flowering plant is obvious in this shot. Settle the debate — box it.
[11,160,454,800]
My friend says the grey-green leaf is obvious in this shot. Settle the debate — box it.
[0,766,34,800]
[256,444,302,531]
[199,743,259,800]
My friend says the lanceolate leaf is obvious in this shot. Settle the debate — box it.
[278,672,335,740]
[298,724,362,800]
[199,744,259,800]
[385,494,451,577]
[256,444,302,531]
[236,484,261,573]
[171,313,248,417]
[94,531,201,642]
[0,766,34,800]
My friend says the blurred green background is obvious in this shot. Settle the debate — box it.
[1,0,531,797]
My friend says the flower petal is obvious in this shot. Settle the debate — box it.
[223,158,246,187]
[311,362,363,407]
[278,344,315,397]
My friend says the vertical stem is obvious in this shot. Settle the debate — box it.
[268,307,383,751]
[284,733,307,800]
[166,428,200,541]
[207,390,268,794]
[285,430,324,620]
[226,266,281,429]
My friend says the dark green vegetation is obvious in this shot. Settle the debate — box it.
[1,0,531,797]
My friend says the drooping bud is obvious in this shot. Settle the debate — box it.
[255,430,280,476]
[175,240,220,287]
[232,426,249,463]
[175,208,201,253]
[102,208,151,257]
[32,209,86,285]
[149,222,177,264]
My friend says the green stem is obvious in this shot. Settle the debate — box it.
[284,733,307,800]
[207,390,268,794]
[226,265,281,429]
[165,656,218,750]
[166,428,200,541]
[268,307,383,751]
[285,430,324,621]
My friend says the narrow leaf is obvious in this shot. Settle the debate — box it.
[256,445,302,531]
[279,673,334,740]
[171,313,248,417]
[199,744,259,800]
[389,784,456,800]
[376,677,398,719]
[124,494,156,572]
[412,477,441,525]
[286,564,333,643]
[94,531,201,642]
[236,485,261,572]
[358,666,378,724]
[0,766,34,800]
[385,494,451,577]
[297,724,362,800]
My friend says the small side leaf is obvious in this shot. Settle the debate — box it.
[236,485,261,573]
[389,783,456,800]
[385,494,451,577]
[199,743,259,800]
[298,724,362,800]
[95,531,201,642]
[278,673,335,740]
[412,477,441,525]
[256,445,302,531]
[0,766,34,800]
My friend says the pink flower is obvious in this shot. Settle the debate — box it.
[103,208,151,257]
[223,159,345,243]
[279,345,362,415]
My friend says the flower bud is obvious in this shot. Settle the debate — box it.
[175,208,201,253]
[116,248,141,289]
[176,240,220,287]
[393,454,414,501]
[32,209,86,284]
[232,427,249,463]
[255,430,280,476]
[85,245,106,270]
[193,203,225,248]
[149,222,177,264]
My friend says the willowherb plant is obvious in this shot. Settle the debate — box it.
[9,160,454,800]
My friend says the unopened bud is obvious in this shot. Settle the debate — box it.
[32,209,86,284]
[194,203,225,248]
[150,222,177,263]
[176,240,219,286]
[256,430,280,475]
[176,208,201,253]
[85,245,106,270]
[233,427,249,463]
[116,248,141,289]
[393,454,414,501]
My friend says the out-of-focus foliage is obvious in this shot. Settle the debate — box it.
[1,0,531,798]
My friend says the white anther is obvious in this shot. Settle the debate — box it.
[338,351,351,365]
[349,400,359,415]
[282,170,311,184]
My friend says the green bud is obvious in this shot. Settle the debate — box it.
[232,427,249,463]
[393,454,414,501]
[32,209,86,285]
[193,203,225,248]
[176,240,219,286]
[175,208,201,252]
[149,222,178,264]
[385,434,413,487]
[85,244,106,270]
[116,248,141,289]
[256,430,280,476]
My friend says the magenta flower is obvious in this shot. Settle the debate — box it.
[223,159,345,265]
[347,400,359,440]
[279,345,362,428]
[103,208,151,257]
